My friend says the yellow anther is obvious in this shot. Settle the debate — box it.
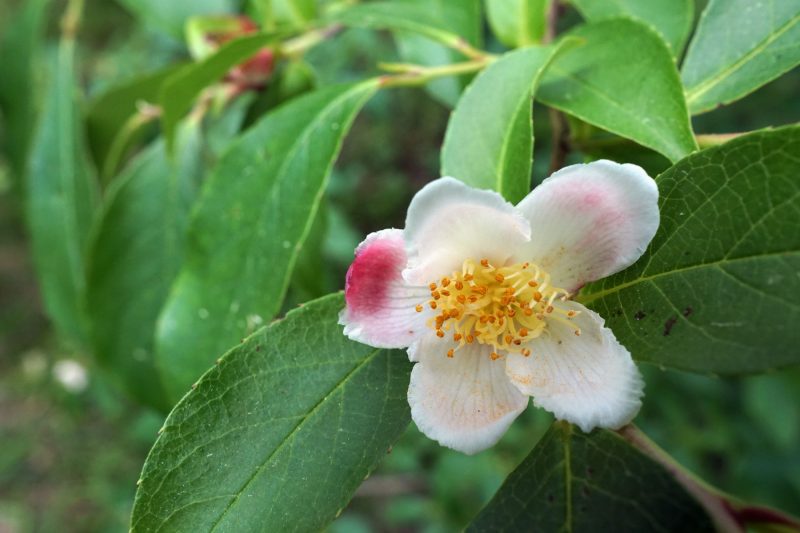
[416,258,569,359]
[447,348,454,358]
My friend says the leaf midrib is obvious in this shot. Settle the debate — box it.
[199,347,383,532]
[222,83,375,344]
[578,250,797,306]
[684,11,800,105]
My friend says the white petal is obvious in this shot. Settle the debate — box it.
[403,177,531,285]
[514,160,659,291]
[505,302,643,432]
[409,338,528,454]
[340,229,430,348]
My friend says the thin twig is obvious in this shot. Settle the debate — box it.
[544,1,570,174]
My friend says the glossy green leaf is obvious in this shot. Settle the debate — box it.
[571,0,694,56]
[538,18,697,163]
[156,81,378,401]
[485,0,550,48]
[159,32,275,152]
[132,294,411,532]
[86,65,181,177]
[469,423,714,531]
[579,126,800,374]
[0,0,49,182]
[86,122,205,412]
[117,0,236,39]
[331,0,481,108]
[681,0,800,114]
[25,32,98,345]
[442,43,572,204]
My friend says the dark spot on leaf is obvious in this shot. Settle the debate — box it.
[683,306,693,317]
[581,486,590,498]
[634,310,646,320]
[386,446,393,454]
[586,467,594,478]
[255,345,261,352]
[663,316,678,336]
[547,493,554,504]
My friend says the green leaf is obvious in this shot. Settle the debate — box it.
[25,31,98,345]
[579,126,800,374]
[159,32,275,152]
[117,0,236,40]
[442,43,573,204]
[538,18,697,163]
[485,0,550,48]
[0,0,49,182]
[331,0,482,108]
[681,0,800,115]
[570,0,694,57]
[132,294,411,532]
[155,81,378,401]
[86,65,181,178]
[86,122,205,412]
[469,423,714,531]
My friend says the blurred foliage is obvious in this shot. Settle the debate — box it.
[0,0,799,531]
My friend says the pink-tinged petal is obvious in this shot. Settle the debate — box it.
[403,177,531,285]
[409,338,528,454]
[505,301,643,432]
[340,229,430,348]
[513,160,659,291]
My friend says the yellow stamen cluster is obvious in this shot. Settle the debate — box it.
[416,258,580,359]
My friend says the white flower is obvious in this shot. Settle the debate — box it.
[339,161,659,454]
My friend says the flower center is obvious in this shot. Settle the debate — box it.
[415,258,580,359]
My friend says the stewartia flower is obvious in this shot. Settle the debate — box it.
[340,161,659,454]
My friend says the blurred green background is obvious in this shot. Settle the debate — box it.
[1,0,799,531]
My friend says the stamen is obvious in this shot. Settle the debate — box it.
[415,258,571,359]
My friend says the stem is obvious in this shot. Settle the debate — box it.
[695,132,745,149]
[378,59,491,88]
[618,425,800,533]
[60,0,84,40]
[102,105,160,182]
[544,0,570,174]
[439,34,494,61]
[279,23,343,58]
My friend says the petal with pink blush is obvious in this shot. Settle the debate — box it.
[403,177,531,285]
[408,340,528,455]
[340,229,430,348]
[513,160,659,291]
[505,301,643,432]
